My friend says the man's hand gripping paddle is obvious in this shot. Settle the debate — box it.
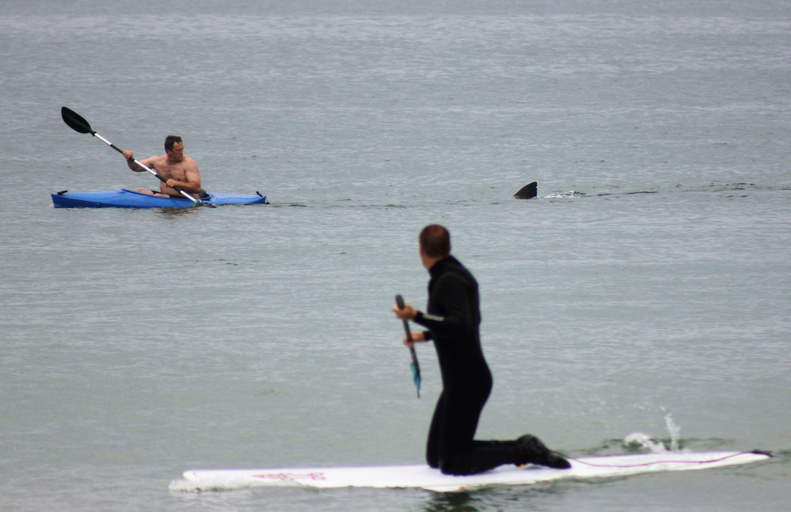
[395,294,421,398]
[60,106,212,207]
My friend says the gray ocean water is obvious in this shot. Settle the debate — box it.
[1,1,789,510]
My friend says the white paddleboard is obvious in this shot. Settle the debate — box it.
[169,450,771,493]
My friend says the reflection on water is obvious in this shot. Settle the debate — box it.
[155,207,200,218]
[423,485,567,512]
[425,491,479,512]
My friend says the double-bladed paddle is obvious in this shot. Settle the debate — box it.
[395,294,422,398]
[60,106,211,206]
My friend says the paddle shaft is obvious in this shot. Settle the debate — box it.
[395,294,421,398]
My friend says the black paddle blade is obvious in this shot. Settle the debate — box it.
[61,106,94,134]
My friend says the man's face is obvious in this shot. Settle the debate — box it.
[168,142,184,162]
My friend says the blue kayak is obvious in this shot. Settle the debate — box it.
[52,189,268,209]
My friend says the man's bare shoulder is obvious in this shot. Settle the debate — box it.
[147,153,169,164]
[184,155,199,167]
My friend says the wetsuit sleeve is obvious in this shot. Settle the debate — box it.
[412,273,472,339]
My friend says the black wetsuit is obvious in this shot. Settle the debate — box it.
[413,256,519,475]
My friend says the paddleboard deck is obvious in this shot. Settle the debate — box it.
[169,450,771,493]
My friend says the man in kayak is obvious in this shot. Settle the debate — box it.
[122,135,202,198]
[393,224,571,476]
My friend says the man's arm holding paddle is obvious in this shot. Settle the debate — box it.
[123,150,154,172]
[122,149,202,197]
[392,300,428,346]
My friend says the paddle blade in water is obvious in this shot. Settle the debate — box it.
[61,106,94,134]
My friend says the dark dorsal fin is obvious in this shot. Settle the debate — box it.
[514,181,537,199]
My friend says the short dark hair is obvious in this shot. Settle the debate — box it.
[164,135,183,152]
[419,224,451,258]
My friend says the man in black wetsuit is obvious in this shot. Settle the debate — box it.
[393,224,570,476]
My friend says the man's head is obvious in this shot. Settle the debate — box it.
[419,224,451,269]
[164,135,184,162]
[164,135,183,152]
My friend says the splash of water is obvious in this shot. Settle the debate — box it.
[665,413,681,452]
[623,413,683,453]
[623,432,667,453]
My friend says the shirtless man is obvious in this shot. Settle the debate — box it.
[122,135,202,198]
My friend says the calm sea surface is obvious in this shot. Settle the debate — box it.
[1,1,789,510]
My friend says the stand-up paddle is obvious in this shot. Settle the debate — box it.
[395,294,421,398]
[61,106,211,207]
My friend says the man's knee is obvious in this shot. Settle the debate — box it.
[438,455,467,476]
